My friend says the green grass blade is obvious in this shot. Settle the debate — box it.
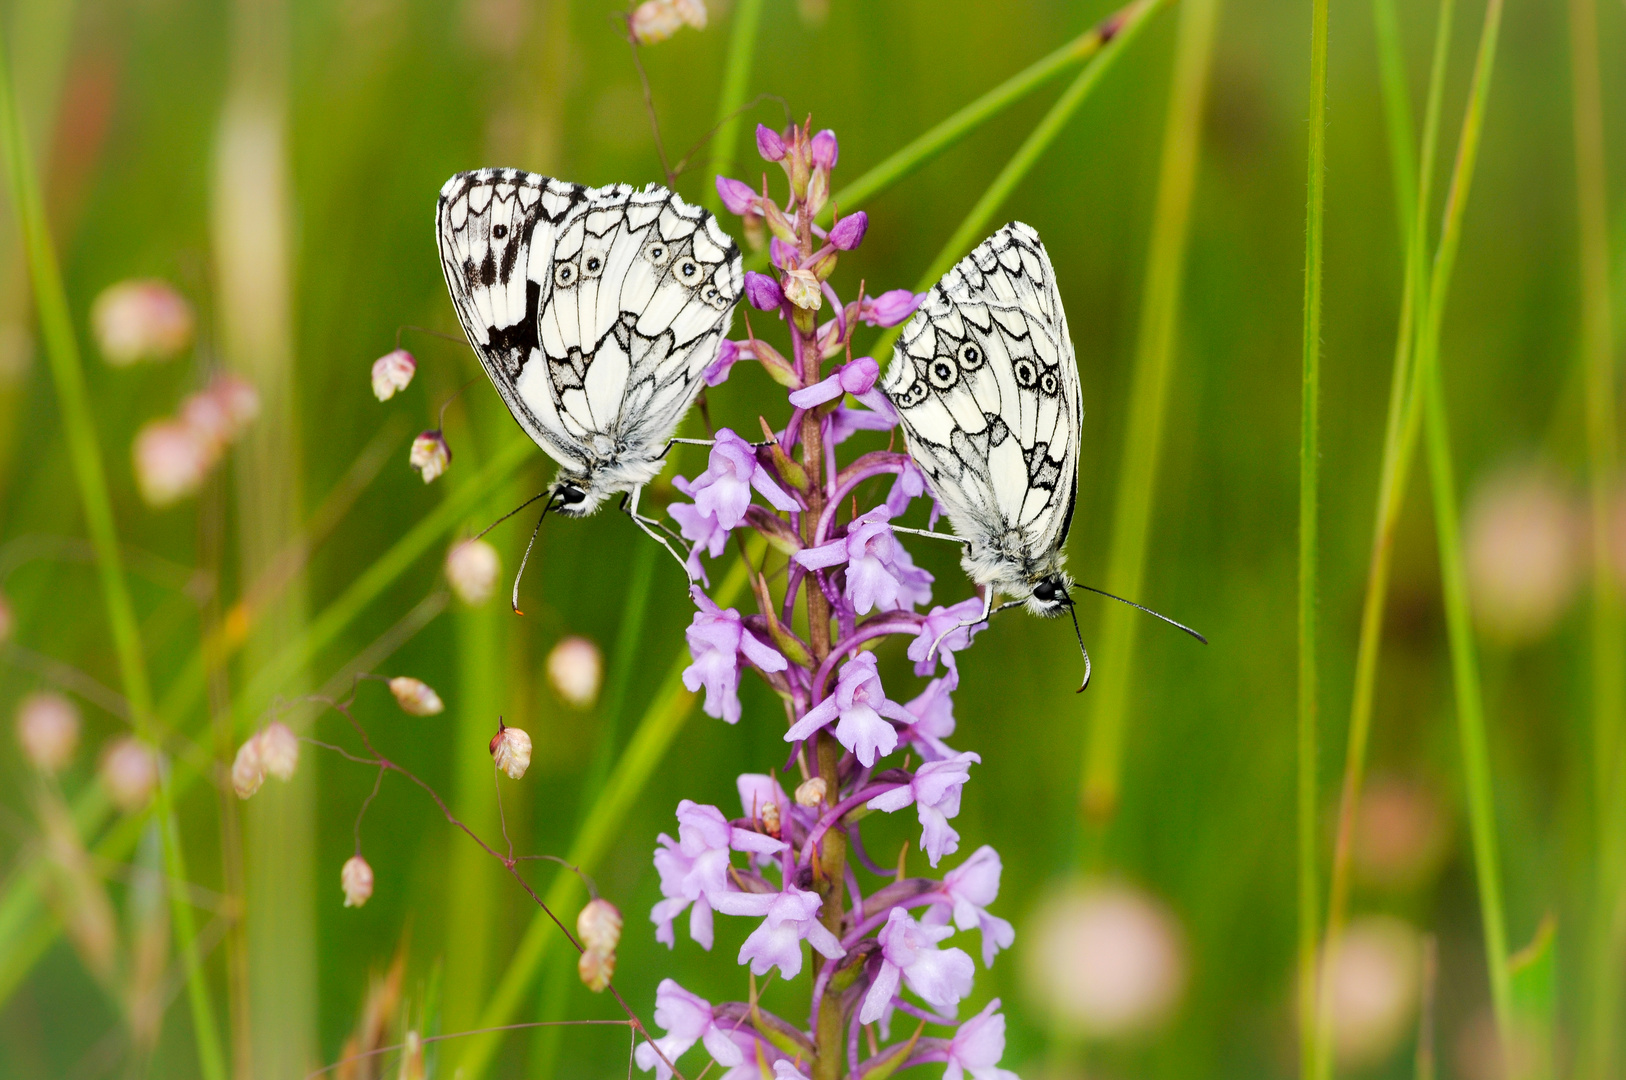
[457,551,754,1080]
[1297,0,1331,1075]
[0,26,226,1080]
[1568,0,1626,1067]
[702,0,764,213]
[1415,0,1513,1047]
[1079,0,1222,823]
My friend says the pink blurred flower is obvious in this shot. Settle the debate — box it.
[1324,916,1423,1067]
[16,692,80,774]
[92,279,193,365]
[371,349,416,400]
[100,737,159,813]
[389,676,444,715]
[445,539,501,606]
[132,419,213,506]
[410,430,451,483]
[341,855,374,907]
[629,0,705,44]
[1464,465,1580,644]
[547,635,603,709]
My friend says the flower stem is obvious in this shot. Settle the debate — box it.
[1296,0,1331,1072]
[0,24,226,1080]
[1079,0,1222,824]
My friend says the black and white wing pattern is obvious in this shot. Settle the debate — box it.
[436,169,742,507]
[880,222,1080,596]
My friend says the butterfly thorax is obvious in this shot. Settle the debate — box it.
[550,450,664,517]
[960,533,1072,616]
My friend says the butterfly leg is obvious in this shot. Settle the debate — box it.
[889,524,969,547]
[655,436,779,460]
[927,585,997,662]
[620,487,697,581]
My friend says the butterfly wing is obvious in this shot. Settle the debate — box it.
[437,169,741,486]
[881,222,1081,574]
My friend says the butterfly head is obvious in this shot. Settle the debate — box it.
[549,477,601,517]
[1026,572,1075,617]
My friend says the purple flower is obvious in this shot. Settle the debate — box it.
[885,459,926,516]
[858,906,975,1024]
[901,674,959,760]
[828,211,868,251]
[745,271,784,311]
[677,428,798,531]
[924,845,1015,967]
[784,652,912,766]
[859,289,924,328]
[829,403,899,445]
[769,238,800,271]
[773,1063,811,1080]
[711,885,845,978]
[703,338,740,387]
[788,356,879,410]
[650,801,787,950]
[715,176,757,216]
[668,502,730,581]
[756,123,787,162]
[866,751,980,865]
[682,589,788,725]
[944,999,1018,1080]
[907,597,986,675]
[810,129,839,170]
[633,980,743,1080]
[794,506,930,616]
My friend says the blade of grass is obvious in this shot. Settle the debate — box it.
[1296,0,1331,1075]
[1416,0,1514,1049]
[458,551,754,1080]
[701,0,764,213]
[1079,0,1223,823]
[1314,0,1456,1073]
[743,0,1173,276]
[1568,0,1626,1067]
[0,25,227,1080]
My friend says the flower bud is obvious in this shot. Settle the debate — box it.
[744,271,784,312]
[445,539,501,606]
[760,799,781,838]
[389,676,445,716]
[100,737,159,813]
[231,737,265,798]
[577,898,623,954]
[837,356,880,395]
[860,289,923,328]
[547,635,603,709]
[133,419,213,506]
[578,945,616,992]
[371,349,416,401]
[794,776,827,807]
[16,692,80,773]
[769,238,799,271]
[410,430,452,483]
[756,123,787,162]
[703,338,740,387]
[489,721,533,779]
[827,211,868,251]
[258,722,299,780]
[91,279,194,366]
[781,268,823,311]
[715,176,757,217]
[341,854,374,907]
[810,129,839,170]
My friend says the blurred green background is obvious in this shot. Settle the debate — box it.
[1,0,1623,1077]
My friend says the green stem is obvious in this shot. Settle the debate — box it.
[1314,0,1455,1073]
[1568,0,1626,1067]
[457,551,756,1080]
[1415,0,1513,1048]
[702,0,764,212]
[0,25,226,1080]
[1080,0,1222,823]
[1297,0,1330,1074]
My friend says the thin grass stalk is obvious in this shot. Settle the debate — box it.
[1296,0,1331,1073]
[1080,0,1223,822]
[0,27,227,1080]
[1415,0,1514,1047]
[702,0,764,212]
[1314,0,1456,1073]
[1568,0,1626,1067]
[458,551,756,1080]
[0,435,536,1009]
[830,0,1170,216]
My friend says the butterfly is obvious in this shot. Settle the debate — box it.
[436,169,742,595]
[880,222,1203,688]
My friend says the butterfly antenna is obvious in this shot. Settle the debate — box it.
[471,489,552,543]
[1062,598,1092,693]
[511,494,558,616]
[1072,583,1209,645]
